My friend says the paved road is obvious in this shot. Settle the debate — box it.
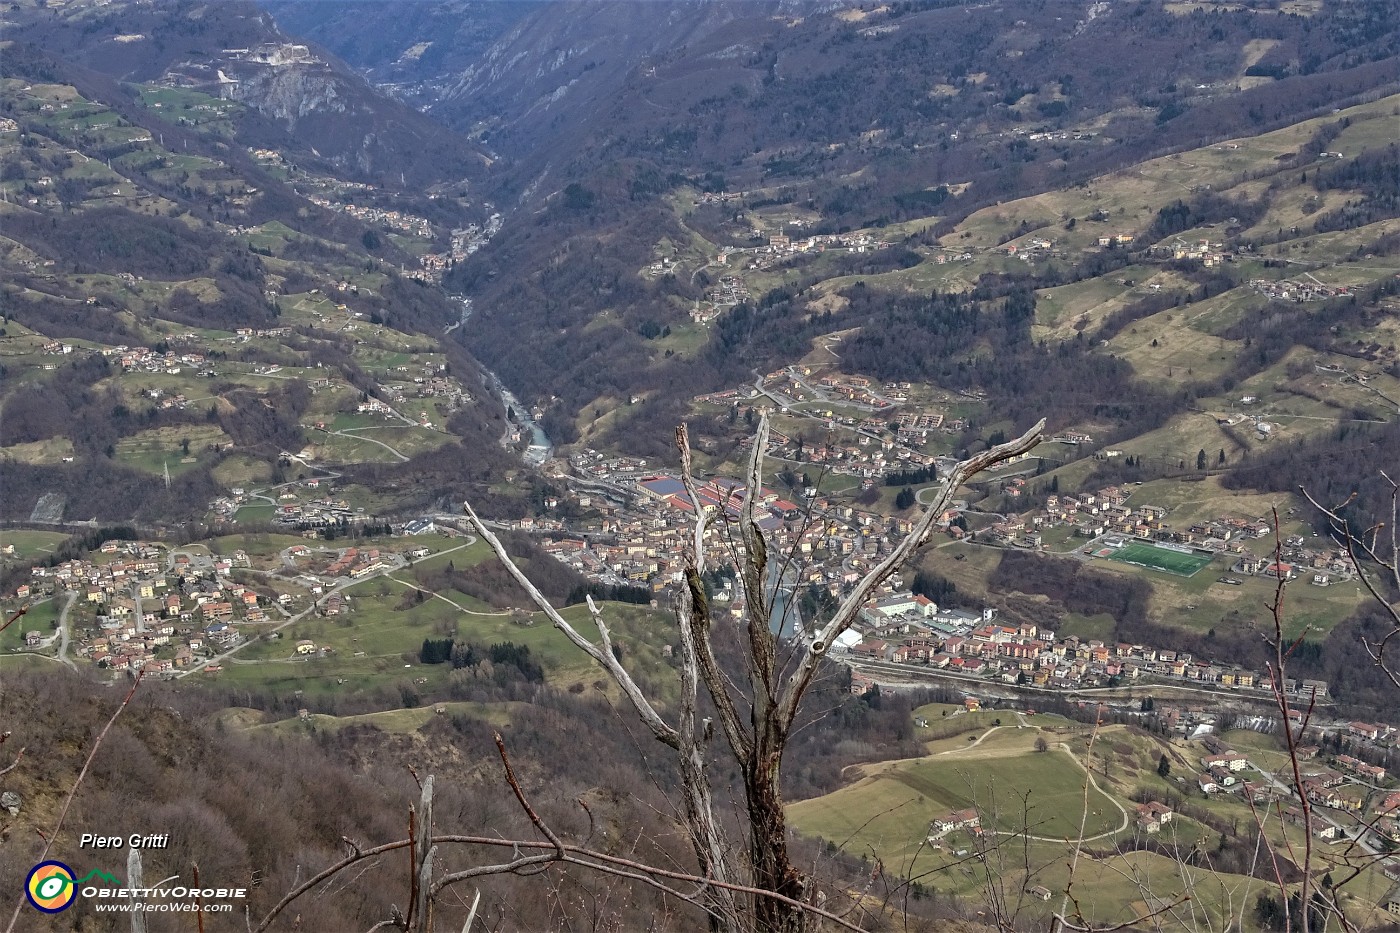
[991,743,1130,844]
[846,655,1320,710]
[331,427,410,462]
[56,592,77,670]
[177,539,477,677]
[936,722,1005,755]
[386,574,511,617]
[1253,762,1385,860]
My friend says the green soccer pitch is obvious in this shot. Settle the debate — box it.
[1105,541,1213,577]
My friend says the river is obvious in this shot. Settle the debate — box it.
[767,561,804,640]
[450,294,797,632]
[492,374,553,466]
[446,294,553,466]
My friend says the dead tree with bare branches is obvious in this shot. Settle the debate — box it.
[1304,472,1400,687]
[462,414,1045,932]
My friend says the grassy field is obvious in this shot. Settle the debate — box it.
[1107,305,1242,383]
[113,424,231,476]
[250,700,523,736]
[0,529,71,560]
[0,436,77,465]
[788,714,1399,928]
[912,705,1007,741]
[0,596,60,651]
[210,454,274,487]
[136,85,241,136]
[789,733,1124,867]
[219,588,676,704]
[1056,612,1118,641]
[1105,541,1214,577]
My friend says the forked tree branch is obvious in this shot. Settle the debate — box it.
[1302,474,1400,685]
[736,416,780,742]
[1052,893,1190,932]
[774,417,1044,727]
[258,800,865,932]
[459,415,1043,933]
[255,840,414,933]
[462,500,680,750]
[676,424,753,764]
[0,732,23,779]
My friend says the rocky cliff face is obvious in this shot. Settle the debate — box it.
[262,0,786,170]
[4,0,489,187]
[214,47,350,124]
[262,0,534,91]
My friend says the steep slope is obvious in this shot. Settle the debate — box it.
[2,0,491,187]
[419,0,1400,449]
[0,36,518,524]
[262,0,787,175]
[261,0,536,95]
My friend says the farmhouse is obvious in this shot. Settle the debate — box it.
[928,808,981,838]
[1385,883,1400,917]
[1135,801,1174,833]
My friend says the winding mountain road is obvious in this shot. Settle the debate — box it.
[991,743,1130,843]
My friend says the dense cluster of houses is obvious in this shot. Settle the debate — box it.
[691,276,750,323]
[1185,734,1400,845]
[4,536,428,674]
[306,194,432,238]
[269,494,362,528]
[1162,237,1230,267]
[694,371,974,484]
[209,477,363,527]
[997,235,1062,263]
[678,229,890,324]
[103,344,207,375]
[416,215,502,283]
[379,365,474,410]
[836,587,1343,703]
[567,449,655,481]
[976,485,1358,588]
[537,468,922,597]
[764,428,944,484]
[755,230,889,262]
[988,485,1259,548]
[315,545,391,580]
[15,541,269,674]
[1232,534,1358,586]
[1250,276,1351,303]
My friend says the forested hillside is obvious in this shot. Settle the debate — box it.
[0,9,519,525]
[409,0,1400,450]
[0,663,953,932]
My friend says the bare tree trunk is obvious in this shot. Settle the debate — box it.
[746,747,805,933]
[672,583,741,933]
[127,847,147,933]
[411,776,435,933]
[462,415,1045,933]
